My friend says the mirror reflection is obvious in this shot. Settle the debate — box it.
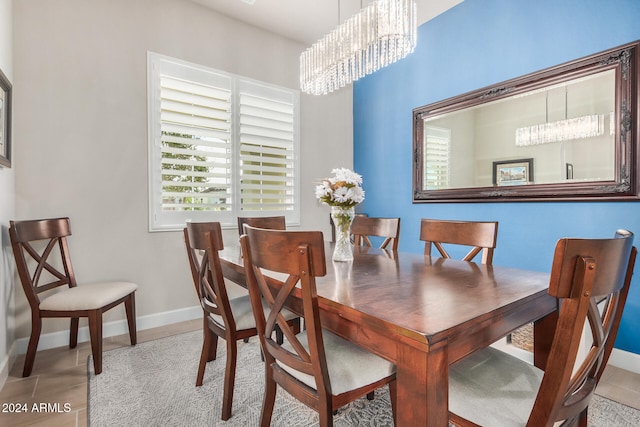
[413,40,639,202]
[422,70,615,190]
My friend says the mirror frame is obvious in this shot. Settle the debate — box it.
[412,40,640,203]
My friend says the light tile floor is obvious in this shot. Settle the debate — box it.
[0,319,638,427]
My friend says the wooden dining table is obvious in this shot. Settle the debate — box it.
[219,243,558,427]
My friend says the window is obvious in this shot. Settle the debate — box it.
[423,126,450,190]
[148,53,300,231]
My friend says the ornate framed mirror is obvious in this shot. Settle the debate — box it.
[412,40,639,202]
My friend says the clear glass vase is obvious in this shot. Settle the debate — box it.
[331,206,355,261]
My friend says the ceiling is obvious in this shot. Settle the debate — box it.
[190,0,463,45]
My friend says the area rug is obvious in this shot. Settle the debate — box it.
[88,330,640,426]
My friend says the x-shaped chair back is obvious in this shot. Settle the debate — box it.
[184,222,236,334]
[352,216,401,251]
[420,219,498,264]
[241,226,327,388]
[10,217,77,306]
[529,230,636,425]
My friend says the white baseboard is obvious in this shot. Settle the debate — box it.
[608,347,640,374]
[0,357,4,388]
[13,305,201,355]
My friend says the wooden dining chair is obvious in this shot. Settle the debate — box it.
[448,230,637,427]
[237,215,292,341]
[351,216,401,251]
[420,218,498,264]
[183,221,299,421]
[9,217,137,377]
[237,215,286,236]
[240,225,397,427]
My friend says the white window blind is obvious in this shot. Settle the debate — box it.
[238,81,296,212]
[423,126,451,190]
[160,75,233,212]
[148,53,300,231]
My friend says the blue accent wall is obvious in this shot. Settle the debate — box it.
[353,0,640,354]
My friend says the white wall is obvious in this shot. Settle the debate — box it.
[10,0,352,345]
[0,0,15,388]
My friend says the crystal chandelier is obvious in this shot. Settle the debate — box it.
[300,0,417,96]
[515,88,607,146]
[515,114,605,146]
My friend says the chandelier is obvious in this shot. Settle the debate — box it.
[515,114,605,146]
[300,0,417,96]
[515,88,607,146]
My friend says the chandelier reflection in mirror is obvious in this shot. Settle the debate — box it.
[300,0,417,96]
[515,114,606,146]
[515,88,608,147]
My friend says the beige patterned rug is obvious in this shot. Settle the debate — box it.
[88,330,640,426]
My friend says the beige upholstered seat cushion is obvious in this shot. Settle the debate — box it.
[210,294,299,331]
[39,282,137,311]
[224,279,249,300]
[449,346,543,427]
[279,329,396,396]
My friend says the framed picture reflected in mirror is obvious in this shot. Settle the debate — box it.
[493,158,534,186]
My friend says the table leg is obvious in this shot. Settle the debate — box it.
[396,341,449,426]
[533,310,558,370]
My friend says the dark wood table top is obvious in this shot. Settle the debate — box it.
[220,243,552,352]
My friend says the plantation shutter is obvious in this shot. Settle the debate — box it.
[237,81,296,212]
[148,53,300,231]
[159,74,233,212]
[423,126,450,190]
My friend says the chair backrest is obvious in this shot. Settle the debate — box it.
[239,226,332,394]
[528,230,636,426]
[9,217,77,308]
[419,219,498,264]
[184,222,236,331]
[351,216,401,251]
[237,215,286,236]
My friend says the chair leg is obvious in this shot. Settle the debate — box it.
[88,310,103,375]
[124,293,137,345]
[23,317,42,377]
[70,317,79,348]
[275,325,284,344]
[221,339,238,421]
[389,380,397,426]
[196,328,217,387]
[203,317,219,361]
[318,398,333,427]
[578,409,588,427]
[366,391,375,400]
[261,368,277,427]
[274,318,301,345]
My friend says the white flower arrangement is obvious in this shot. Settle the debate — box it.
[315,168,365,208]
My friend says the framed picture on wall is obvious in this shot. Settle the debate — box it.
[492,158,534,186]
[0,67,12,168]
